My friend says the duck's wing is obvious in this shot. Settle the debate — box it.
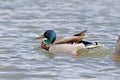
[55,36,85,44]
[73,30,94,45]
[73,30,87,36]
[55,30,87,44]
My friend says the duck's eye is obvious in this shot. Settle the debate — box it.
[44,31,49,38]
[45,32,48,35]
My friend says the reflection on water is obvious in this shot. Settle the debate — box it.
[0,0,120,80]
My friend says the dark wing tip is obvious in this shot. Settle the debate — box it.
[74,30,87,36]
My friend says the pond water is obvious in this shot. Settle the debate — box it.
[0,0,120,80]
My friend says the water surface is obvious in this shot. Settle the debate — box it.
[0,0,120,80]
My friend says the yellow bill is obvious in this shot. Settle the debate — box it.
[36,35,45,39]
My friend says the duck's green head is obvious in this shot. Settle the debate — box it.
[36,30,56,45]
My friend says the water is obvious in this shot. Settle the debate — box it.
[0,0,120,80]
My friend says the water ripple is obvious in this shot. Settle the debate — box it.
[0,0,120,80]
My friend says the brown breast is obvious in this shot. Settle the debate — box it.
[41,41,50,51]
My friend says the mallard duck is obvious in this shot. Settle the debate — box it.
[114,35,120,61]
[36,30,99,56]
